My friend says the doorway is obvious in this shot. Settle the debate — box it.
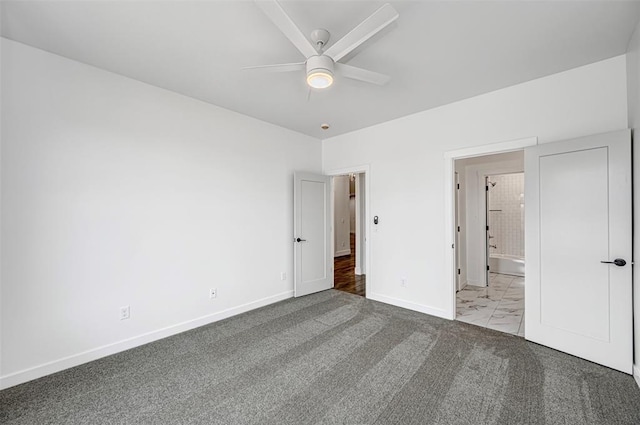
[445,131,632,373]
[293,167,371,299]
[332,172,366,297]
[453,151,525,336]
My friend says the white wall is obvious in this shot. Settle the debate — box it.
[323,55,628,318]
[626,18,640,386]
[333,175,351,257]
[0,39,321,388]
[0,29,4,382]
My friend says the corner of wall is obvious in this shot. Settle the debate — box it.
[320,138,327,174]
[0,290,293,390]
[626,16,640,386]
[0,39,320,389]
[627,19,640,128]
[1,33,5,382]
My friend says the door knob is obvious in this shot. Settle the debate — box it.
[601,258,626,267]
[295,238,307,242]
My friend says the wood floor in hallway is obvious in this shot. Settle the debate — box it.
[334,233,365,297]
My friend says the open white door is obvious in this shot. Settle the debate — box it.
[294,172,333,297]
[525,129,632,373]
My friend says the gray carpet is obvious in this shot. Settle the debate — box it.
[1,289,639,424]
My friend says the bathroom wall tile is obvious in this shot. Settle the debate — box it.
[488,173,524,258]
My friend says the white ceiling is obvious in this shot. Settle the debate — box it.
[2,1,640,139]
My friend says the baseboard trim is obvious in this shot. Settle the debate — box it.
[466,279,486,287]
[334,249,351,257]
[457,279,468,291]
[0,290,293,390]
[634,365,640,389]
[368,292,451,320]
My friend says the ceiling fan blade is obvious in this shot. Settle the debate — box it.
[324,3,398,62]
[255,0,318,58]
[242,62,305,73]
[335,63,391,86]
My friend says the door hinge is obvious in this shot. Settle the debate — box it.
[486,225,489,231]
[457,226,460,232]
[457,268,461,275]
[486,185,489,191]
[487,265,490,271]
[457,183,460,190]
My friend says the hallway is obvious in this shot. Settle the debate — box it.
[334,233,365,297]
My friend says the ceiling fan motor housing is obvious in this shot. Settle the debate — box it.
[306,55,334,76]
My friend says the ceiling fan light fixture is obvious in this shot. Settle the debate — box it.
[251,2,398,95]
[307,71,333,89]
[306,55,335,89]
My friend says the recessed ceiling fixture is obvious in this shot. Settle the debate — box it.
[321,123,330,130]
[244,1,398,91]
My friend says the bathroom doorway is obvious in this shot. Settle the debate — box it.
[453,152,525,336]
[486,173,525,281]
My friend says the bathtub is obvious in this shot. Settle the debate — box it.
[489,254,524,276]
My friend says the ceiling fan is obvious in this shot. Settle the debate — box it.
[245,1,399,89]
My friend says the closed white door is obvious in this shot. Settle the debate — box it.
[293,172,333,297]
[525,129,632,373]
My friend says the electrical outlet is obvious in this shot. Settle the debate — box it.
[280,272,287,281]
[209,288,217,299]
[400,277,407,288]
[120,305,130,320]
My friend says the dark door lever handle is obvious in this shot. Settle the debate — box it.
[295,238,307,243]
[601,258,626,267]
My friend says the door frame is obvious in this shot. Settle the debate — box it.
[325,165,371,298]
[485,176,491,287]
[455,171,461,291]
[444,137,538,320]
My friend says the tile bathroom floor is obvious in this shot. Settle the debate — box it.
[456,272,524,337]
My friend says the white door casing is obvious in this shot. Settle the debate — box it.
[294,172,333,297]
[485,176,491,286]
[445,137,538,320]
[326,165,371,298]
[355,173,366,276]
[455,172,461,290]
[525,129,632,374]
